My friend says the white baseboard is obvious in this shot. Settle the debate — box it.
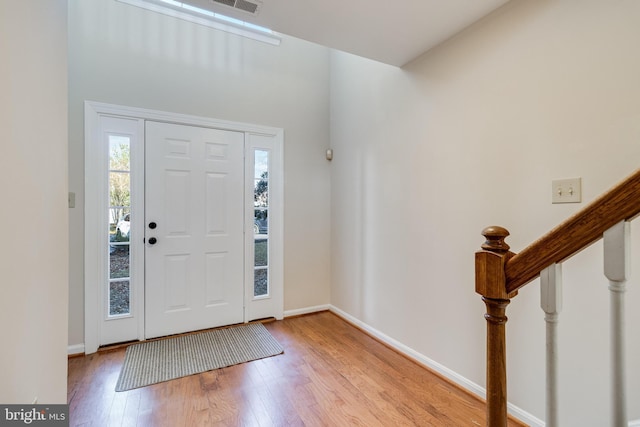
[629,419,640,427]
[68,344,85,356]
[284,304,330,318]
[328,305,544,427]
[507,403,543,427]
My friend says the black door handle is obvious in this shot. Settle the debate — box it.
[149,222,157,229]
[148,237,157,245]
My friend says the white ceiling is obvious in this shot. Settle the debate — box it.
[180,0,511,66]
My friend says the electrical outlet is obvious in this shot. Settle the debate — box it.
[552,178,582,204]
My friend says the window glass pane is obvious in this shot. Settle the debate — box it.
[109,280,130,316]
[109,136,130,171]
[110,245,130,278]
[254,150,268,179]
[109,207,130,231]
[255,237,268,267]
[254,269,268,297]
[110,207,131,243]
[110,172,130,215]
[254,208,268,235]
[254,179,268,207]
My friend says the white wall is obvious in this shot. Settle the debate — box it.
[0,1,68,404]
[330,1,640,425]
[68,0,331,347]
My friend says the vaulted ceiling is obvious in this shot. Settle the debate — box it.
[181,0,511,66]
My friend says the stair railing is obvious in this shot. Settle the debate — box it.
[476,168,640,427]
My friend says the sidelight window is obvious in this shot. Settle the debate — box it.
[254,149,269,297]
[108,135,132,316]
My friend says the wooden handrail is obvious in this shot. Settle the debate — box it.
[506,168,640,293]
[476,168,640,426]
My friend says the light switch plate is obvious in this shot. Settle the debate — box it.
[552,178,581,204]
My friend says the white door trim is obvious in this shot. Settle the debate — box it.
[84,101,284,354]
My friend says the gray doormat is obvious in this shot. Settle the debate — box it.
[115,323,283,391]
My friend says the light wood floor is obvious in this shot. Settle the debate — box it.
[68,311,526,426]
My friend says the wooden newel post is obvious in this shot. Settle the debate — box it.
[476,226,517,427]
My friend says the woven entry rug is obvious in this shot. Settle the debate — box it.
[115,322,284,391]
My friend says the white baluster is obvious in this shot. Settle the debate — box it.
[540,263,562,427]
[604,220,630,427]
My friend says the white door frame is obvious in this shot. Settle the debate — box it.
[84,101,284,354]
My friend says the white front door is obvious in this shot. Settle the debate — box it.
[144,121,245,339]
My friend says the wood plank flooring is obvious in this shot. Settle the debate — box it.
[68,311,526,426]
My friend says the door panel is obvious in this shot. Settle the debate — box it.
[145,122,244,339]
